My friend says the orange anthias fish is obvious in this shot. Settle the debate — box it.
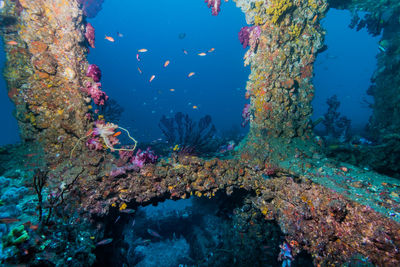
[198,52,207,56]
[138,49,148,53]
[7,41,18,45]
[29,224,39,231]
[137,67,142,74]
[23,221,39,230]
[208,48,215,52]
[164,60,170,67]
[149,75,156,83]
[169,88,175,92]
[105,36,115,42]
[182,49,188,55]
[187,72,195,78]
[113,131,121,137]
[193,105,198,109]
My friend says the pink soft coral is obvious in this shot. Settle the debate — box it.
[111,148,158,177]
[249,26,261,51]
[86,137,103,150]
[81,81,108,105]
[204,0,221,16]
[71,122,138,159]
[241,104,251,127]
[85,23,95,48]
[92,121,119,150]
[86,64,101,82]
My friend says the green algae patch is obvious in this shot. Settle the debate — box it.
[3,225,30,247]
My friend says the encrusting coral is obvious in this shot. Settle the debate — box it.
[266,0,293,24]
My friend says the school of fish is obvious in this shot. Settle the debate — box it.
[105,32,215,110]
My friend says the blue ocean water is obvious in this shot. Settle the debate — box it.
[87,0,249,143]
[0,40,18,145]
[313,9,379,133]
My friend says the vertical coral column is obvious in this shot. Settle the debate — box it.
[327,0,400,140]
[234,0,328,142]
[1,0,90,165]
[366,10,400,139]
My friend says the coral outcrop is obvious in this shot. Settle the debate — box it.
[322,95,351,142]
[234,0,328,147]
[1,0,93,169]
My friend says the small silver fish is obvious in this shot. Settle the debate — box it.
[120,209,135,214]
[96,238,113,246]
[147,228,162,238]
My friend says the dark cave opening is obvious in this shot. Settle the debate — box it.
[93,189,313,267]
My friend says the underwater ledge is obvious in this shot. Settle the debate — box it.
[0,0,399,266]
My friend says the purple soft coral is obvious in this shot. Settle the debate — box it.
[241,104,251,127]
[86,137,103,150]
[239,26,251,48]
[85,23,95,48]
[86,64,101,82]
[249,26,261,50]
[204,0,221,16]
[119,149,135,163]
[239,26,261,49]
[111,147,158,177]
[131,148,158,168]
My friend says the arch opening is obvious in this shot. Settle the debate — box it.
[313,8,379,143]
[86,0,250,157]
[92,190,313,267]
[311,8,400,177]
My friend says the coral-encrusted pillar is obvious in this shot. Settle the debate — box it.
[367,18,400,138]
[1,0,90,165]
[358,6,400,139]
[234,0,328,143]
